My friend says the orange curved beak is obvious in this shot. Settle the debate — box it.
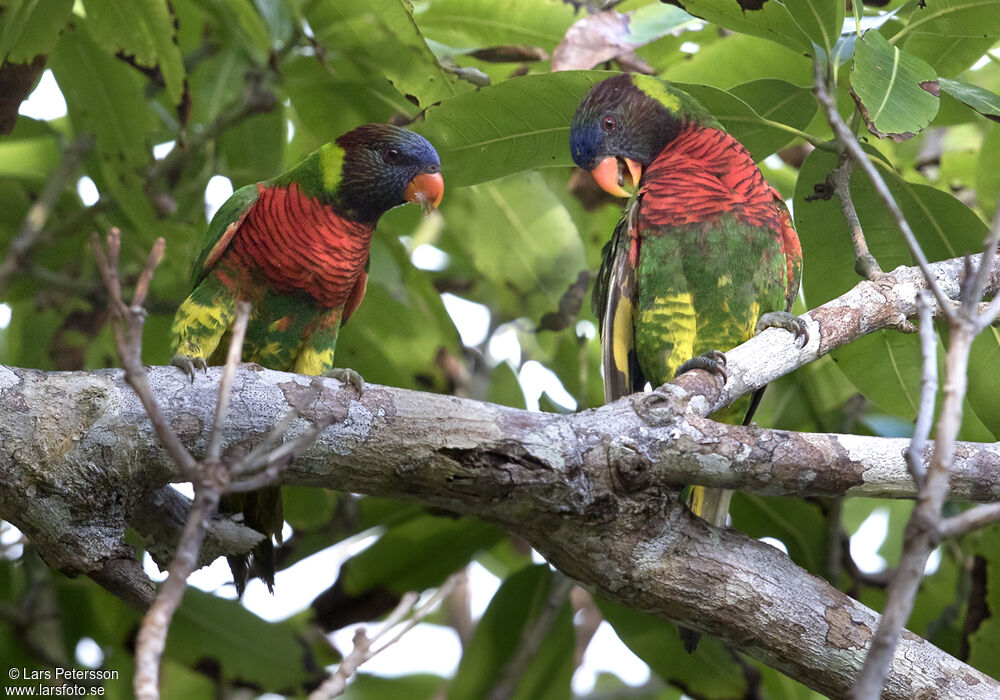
[405,171,444,212]
[590,156,642,198]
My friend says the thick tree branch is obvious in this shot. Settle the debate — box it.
[2,253,1000,697]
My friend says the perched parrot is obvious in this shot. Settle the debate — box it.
[570,73,804,534]
[170,123,444,595]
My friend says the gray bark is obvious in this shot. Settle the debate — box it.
[1,252,999,698]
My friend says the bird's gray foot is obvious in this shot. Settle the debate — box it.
[754,310,809,348]
[324,367,364,397]
[675,349,728,383]
[171,354,207,383]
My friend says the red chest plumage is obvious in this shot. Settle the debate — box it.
[637,125,785,233]
[229,183,374,308]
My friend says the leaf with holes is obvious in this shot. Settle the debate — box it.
[850,29,939,141]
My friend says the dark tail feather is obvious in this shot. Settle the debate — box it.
[743,385,767,426]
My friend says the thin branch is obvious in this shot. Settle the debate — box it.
[939,503,1000,538]
[812,57,953,316]
[0,136,93,293]
[904,291,937,490]
[91,230,198,478]
[134,486,221,700]
[308,574,461,700]
[830,155,883,278]
[971,207,1000,331]
[206,302,252,464]
[487,572,574,700]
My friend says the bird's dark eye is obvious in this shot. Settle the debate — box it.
[383,148,401,163]
[602,116,617,133]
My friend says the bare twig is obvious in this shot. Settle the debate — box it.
[904,291,937,491]
[487,572,574,700]
[206,302,252,463]
[0,136,93,293]
[309,574,462,700]
[940,503,1000,539]
[812,58,953,316]
[830,155,884,278]
[91,230,198,478]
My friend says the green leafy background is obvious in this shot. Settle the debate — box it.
[1,0,999,697]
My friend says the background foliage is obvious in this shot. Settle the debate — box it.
[1,0,999,697]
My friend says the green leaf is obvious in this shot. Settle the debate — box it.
[417,0,576,52]
[336,224,461,392]
[732,495,826,574]
[968,532,1000,677]
[659,0,811,53]
[449,566,573,700]
[0,117,61,180]
[683,79,817,160]
[595,597,748,696]
[967,328,1000,440]
[305,0,467,107]
[167,588,322,690]
[282,55,419,147]
[783,0,845,56]
[439,172,587,324]
[417,70,607,187]
[888,0,1000,77]
[0,0,74,62]
[48,22,159,231]
[663,31,812,88]
[938,78,1000,123]
[340,514,504,595]
[343,673,446,700]
[850,29,939,140]
[84,0,187,104]
[219,106,286,188]
[975,122,1000,222]
[793,146,990,421]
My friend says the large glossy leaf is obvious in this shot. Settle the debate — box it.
[663,31,812,88]
[968,531,1000,677]
[783,0,845,56]
[343,674,446,700]
[888,0,1000,78]
[449,565,573,700]
[166,588,323,689]
[661,0,811,52]
[417,0,576,53]
[84,0,186,104]
[305,0,467,107]
[850,29,939,141]
[793,146,992,421]
[0,0,74,62]
[438,172,587,324]
[596,597,749,696]
[732,495,827,574]
[417,70,608,187]
[682,79,817,160]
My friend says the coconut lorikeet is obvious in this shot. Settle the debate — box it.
[170,123,443,595]
[570,73,805,531]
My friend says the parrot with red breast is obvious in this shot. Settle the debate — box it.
[570,72,804,580]
[170,123,443,595]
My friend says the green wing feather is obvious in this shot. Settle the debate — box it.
[188,183,262,291]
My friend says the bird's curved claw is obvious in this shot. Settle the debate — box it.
[754,310,809,348]
[324,367,364,398]
[171,354,207,383]
[675,350,728,383]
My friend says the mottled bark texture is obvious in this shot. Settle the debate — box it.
[0,252,998,697]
